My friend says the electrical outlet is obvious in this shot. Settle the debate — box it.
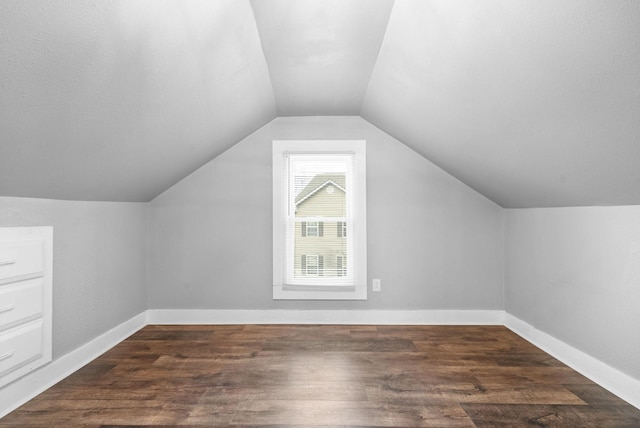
[372,278,381,292]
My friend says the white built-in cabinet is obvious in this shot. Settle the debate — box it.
[0,227,52,388]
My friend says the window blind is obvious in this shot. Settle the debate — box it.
[282,153,355,287]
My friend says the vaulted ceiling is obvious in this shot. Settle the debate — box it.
[1,0,639,207]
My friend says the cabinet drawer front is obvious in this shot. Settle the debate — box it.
[0,321,44,377]
[0,278,44,330]
[0,240,45,282]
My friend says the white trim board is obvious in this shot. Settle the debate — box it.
[146,309,505,325]
[0,312,146,419]
[504,314,640,410]
[2,309,638,419]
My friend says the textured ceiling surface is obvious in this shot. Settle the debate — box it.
[0,0,276,201]
[1,0,639,206]
[361,0,640,208]
[251,0,394,116]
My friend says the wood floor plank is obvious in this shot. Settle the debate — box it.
[431,383,587,405]
[231,399,475,427]
[487,351,565,367]
[461,403,640,427]
[564,383,638,406]
[469,366,593,388]
[1,324,638,427]
[262,337,418,352]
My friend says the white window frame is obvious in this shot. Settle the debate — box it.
[273,140,367,300]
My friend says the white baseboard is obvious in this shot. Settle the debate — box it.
[0,312,146,419]
[146,309,505,325]
[504,313,640,410]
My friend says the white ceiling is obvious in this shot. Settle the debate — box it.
[251,0,394,116]
[0,0,276,201]
[1,0,639,207]
[362,0,640,208]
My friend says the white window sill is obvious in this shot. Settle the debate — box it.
[273,284,367,300]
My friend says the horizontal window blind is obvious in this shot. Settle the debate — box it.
[283,154,354,286]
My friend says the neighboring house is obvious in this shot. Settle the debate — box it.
[294,174,347,278]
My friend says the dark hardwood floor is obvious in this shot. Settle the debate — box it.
[1,324,638,427]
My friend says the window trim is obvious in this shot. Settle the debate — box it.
[273,140,367,300]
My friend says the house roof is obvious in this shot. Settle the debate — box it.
[295,175,346,206]
[1,0,639,207]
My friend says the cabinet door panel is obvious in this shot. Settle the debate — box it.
[0,278,44,330]
[0,240,45,283]
[0,320,44,377]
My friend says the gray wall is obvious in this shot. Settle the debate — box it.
[506,206,640,379]
[0,197,147,358]
[148,116,504,310]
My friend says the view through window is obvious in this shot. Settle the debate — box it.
[289,154,351,283]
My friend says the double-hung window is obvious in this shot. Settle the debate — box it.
[273,140,366,300]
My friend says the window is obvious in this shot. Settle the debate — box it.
[302,221,323,237]
[273,140,367,300]
[301,255,323,276]
[337,255,346,277]
[337,221,347,238]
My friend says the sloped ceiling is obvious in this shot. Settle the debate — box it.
[362,0,640,208]
[0,0,276,202]
[251,0,394,116]
[1,0,639,207]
